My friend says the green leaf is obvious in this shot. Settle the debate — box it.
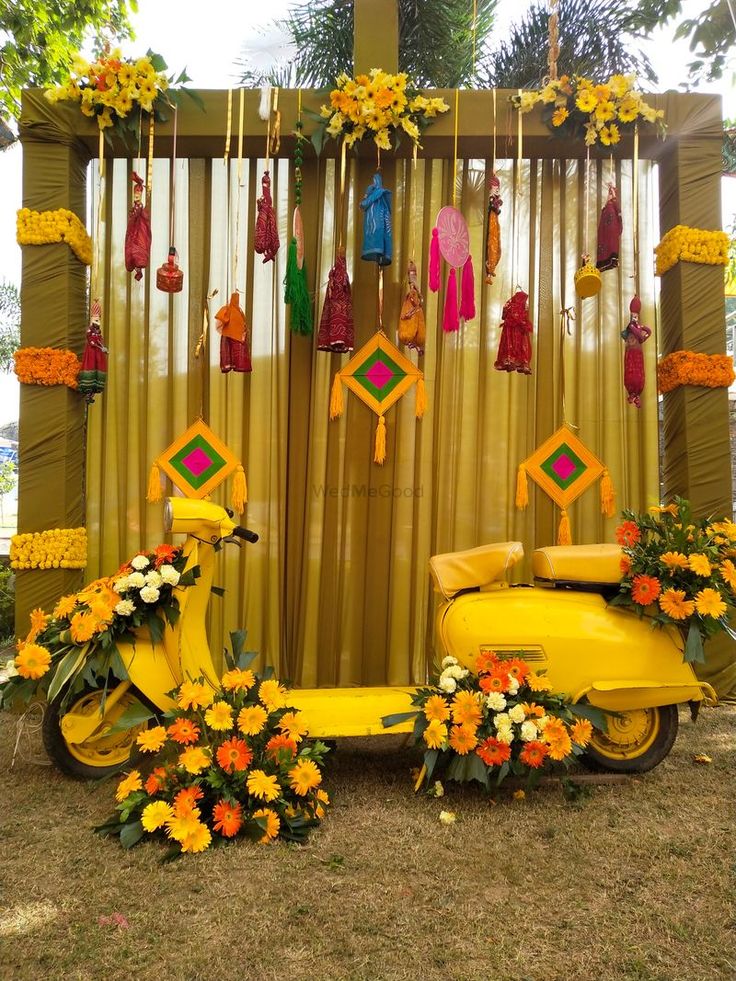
[685,621,705,663]
[381,710,419,729]
[147,51,167,72]
[230,629,247,662]
[467,752,490,788]
[423,748,439,783]
[496,760,510,786]
[569,701,609,732]
[47,646,87,704]
[181,87,206,113]
[147,613,166,646]
[211,586,226,598]
[310,126,326,157]
[119,820,144,849]
[105,699,154,734]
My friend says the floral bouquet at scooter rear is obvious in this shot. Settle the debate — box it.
[383,653,602,792]
[96,633,330,855]
[611,497,736,663]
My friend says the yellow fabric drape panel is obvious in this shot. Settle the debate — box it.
[87,152,659,687]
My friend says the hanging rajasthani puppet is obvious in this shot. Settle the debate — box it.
[397,260,425,353]
[621,296,651,408]
[429,206,475,332]
[254,171,280,263]
[485,172,502,284]
[329,332,426,464]
[284,113,312,335]
[360,171,392,266]
[597,183,623,272]
[317,252,354,353]
[146,418,248,513]
[125,172,151,282]
[215,292,251,374]
[495,290,533,374]
[77,299,108,403]
[515,424,616,545]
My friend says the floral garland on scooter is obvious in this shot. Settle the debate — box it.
[0,544,197,711]
[384,652,602,792]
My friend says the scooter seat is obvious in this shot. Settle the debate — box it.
[533,544,623,585]
[429,542,524,599]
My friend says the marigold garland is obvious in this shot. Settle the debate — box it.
[10,528,87,570]
[16,208,92,265]
[657,351,735,394]
[654,225,729,276]
[13,347,81,389]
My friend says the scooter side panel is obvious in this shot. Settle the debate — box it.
[438,588,703,706]
[116,638,179,711]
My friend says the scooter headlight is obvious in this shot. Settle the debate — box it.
[163,499,173,533]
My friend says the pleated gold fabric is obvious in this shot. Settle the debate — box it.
[85,150,659,685]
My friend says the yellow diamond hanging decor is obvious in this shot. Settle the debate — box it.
[515,424,615,543]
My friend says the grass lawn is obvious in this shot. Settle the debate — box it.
[0,704,734,981]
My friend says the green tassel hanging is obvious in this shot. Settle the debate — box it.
[284,236,313,335]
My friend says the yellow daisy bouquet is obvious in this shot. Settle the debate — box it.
[315,67,449,151]
[511,73,665,147]
[44,47,198,134]
[383,653,603,793]
[96,639,329,856]
[0,543,195,713]
[612,497,736,663]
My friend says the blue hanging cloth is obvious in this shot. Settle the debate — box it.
[360,171,392,266]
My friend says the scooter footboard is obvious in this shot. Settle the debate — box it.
[578,680,717,712]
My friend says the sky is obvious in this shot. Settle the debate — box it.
[0,0,734,425]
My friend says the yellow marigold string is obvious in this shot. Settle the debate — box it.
[14,347,81,389]
[10,528,87,570]
[654,225,729,276]
[16,208,92,265]
[657,351,735,394]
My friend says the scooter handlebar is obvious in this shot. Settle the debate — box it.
[232,526,259,544]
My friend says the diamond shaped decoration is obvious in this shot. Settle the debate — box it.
[521,424,605,509]
[340,332,421,417]
[156,419,240,500]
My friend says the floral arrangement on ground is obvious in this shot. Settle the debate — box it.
[314,68,449,151]
[512,73,665,147]
[0,544,197,712]
[383,652,603,792]
[612,497,736,662]
[96,638,329,855]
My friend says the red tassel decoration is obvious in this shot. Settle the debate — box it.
[442,268,459,333]
[254,171,280,263]
[459,255,475,323]
[429,227,440,293]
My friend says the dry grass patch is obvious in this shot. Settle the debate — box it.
[0,705,734,981]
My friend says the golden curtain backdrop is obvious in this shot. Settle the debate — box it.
[85,151,659,686]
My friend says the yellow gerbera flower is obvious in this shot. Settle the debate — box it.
[204,700,234,731]
[720,559,736,590]
[246,769,281,802]
[165,812,201,842]
[288,758,322,796]
[136,725,167,753]
[695,588,727,619]
[661,551,689,570]
[552,107,569,127]
[278,710,309,741]
[259,678,289,711]
[141,800,174,832]
[221,667,255,691]
[599,124,620,146]
[180,822,212,853]
[575,90,597,113]
[527,671,552,692]
[115,770,143,802]
[423,694,450,723]
[238,704,268,736]
[423,718,448,749]
[178,746,211,775]
[14,643,51,680]
[659,588,695,620]
[177,680,214,711]
[688,554,712,577]
[253,807,281,843]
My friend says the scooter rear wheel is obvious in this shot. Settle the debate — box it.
[581,704,679,774]
[42,686,146,780]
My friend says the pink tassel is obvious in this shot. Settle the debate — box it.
[442,268,459,333]
[459,255,475,322]
[429,227,440,293]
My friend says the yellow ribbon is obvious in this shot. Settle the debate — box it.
[224,88,233,162]
[452,88,459,209]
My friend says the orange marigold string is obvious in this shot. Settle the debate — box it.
[14,347,81,389]
[657,351,735,394]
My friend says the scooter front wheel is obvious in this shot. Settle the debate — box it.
[581,704,679,774]
[42,686,147,780]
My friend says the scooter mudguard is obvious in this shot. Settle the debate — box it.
[438,587,706,710]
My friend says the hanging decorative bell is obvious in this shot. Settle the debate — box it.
[156,247,184,293]
[574,253,602,298]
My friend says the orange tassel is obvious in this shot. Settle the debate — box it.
[415,377,427,418]
[329,373,344,419]
[231,464,247,513]
[374,414,387,465]
[146,461,163,503]
[600,468,616,518]
[557,508,572,545]
[515,465,529,509]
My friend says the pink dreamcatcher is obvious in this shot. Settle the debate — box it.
[429,205,475,333]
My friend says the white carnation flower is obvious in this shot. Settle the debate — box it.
[433,780,444,798]
[507,676,520,695]
[127,572,146,588]
[508,704,526,724]
[131,555,150,570]
[486,692,507,712]
[537,715,550,731]
[496,725,514,745]
[144,570,162,588]
[139,585,160,604]
[441,656,458,669]
[446,665,467,680]
[113,577,129,593]
[3,659,18,679]
[115,599,136,617]
[438,810,456,826]
[438,675,457,694]
[520,720,538,742]
[494,712,511,729]
[158,564,180,586]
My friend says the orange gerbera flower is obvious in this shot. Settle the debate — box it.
[115,769,142,802]
[479,667,510,694]
[53,594,78,619]
[475,736,511,767]
[288,758,322,796]
[167,718,200,745]
[26,607,49,643]
[14,643,51,680]
[620,555,632,576]
[154,543,179,567]
[176,680,214,711]
[661,551,689,571]
[216,737,253,773]
[615,521,640,546]
[631,574,661,606]
[475,649,500,674]
[504,657,530,682]
[221,668,256,692]
[266,733,298,761]
[519,740,548,768]
[172,785,203,818]
[688,554,712,577]
[521,702,545,718]
[69,611,99,642]
[542,717,572,761]
[423,694,450,722]
[144,766,169,795]
[570,718,593,747]
[212,799,243,837]
[277,711,309,741]
[451,690,483,726]
[658,588,695,620]
[253,807,281,843]
[448,723,478,755]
